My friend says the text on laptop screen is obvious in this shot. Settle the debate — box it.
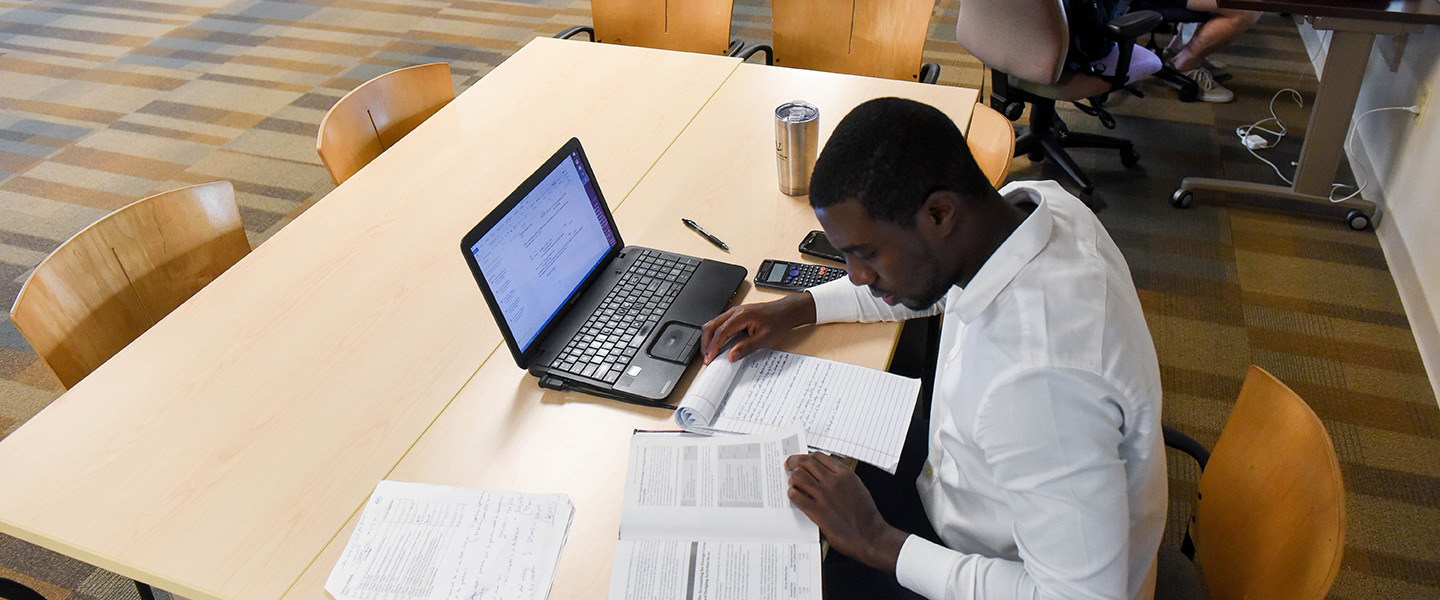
[470,151,617,353]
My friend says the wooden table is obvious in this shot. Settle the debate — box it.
[1174,0,1440,229]
[280,62,977,600]
[0,38,979,600]
[0,38,739,600]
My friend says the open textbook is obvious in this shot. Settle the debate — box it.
[326,481,573,600]
[674,348,921,473]
[608,426,821,600]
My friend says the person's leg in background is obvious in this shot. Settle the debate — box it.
[1166,0,1262,102]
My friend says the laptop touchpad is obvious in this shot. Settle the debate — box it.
[650,322,701,363]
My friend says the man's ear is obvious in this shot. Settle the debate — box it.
[919,190,961,236]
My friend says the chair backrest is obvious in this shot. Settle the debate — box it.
[771,0,933,81]
[592,0,734,54]
[317,63,455,185]
[9,182,251,389]
[1192,366,1346,600]
[967,104,1016,189]
[953,0,1069,85]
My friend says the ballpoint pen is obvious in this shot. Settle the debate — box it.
[681,218,730,252]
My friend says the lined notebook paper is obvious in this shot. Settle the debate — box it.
[674,349,920,473]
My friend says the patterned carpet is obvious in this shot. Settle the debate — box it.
[1,1,1437,599]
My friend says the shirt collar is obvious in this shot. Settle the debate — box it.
[945,186,1054,324]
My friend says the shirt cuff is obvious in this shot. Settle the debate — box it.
[806,277,863,324]
[896,535,961,600]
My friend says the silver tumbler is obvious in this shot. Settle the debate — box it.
[775,101,819,196]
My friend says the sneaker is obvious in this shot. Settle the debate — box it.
[1203,57,1231,80]
[1182,67,1234,103]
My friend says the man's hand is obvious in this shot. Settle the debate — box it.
[786,452,909,573]
[700,293,817,364]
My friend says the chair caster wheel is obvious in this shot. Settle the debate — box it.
[1121,148,1140,167]
[1171,189,1193,208]
[1346,209,1370,231]
[1178,84,1199,103]
[1026,150,1045,163]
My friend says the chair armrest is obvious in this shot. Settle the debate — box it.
[555,26,594,41]
[1163,425,1210,470]
[727,39,745,56]
[736,43,773,65]
[1106,10,1162,41]
[919,62,940,85]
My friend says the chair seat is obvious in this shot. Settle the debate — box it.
[1010,44,1162,102]
[1011,71,1115,102]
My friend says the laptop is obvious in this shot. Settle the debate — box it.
[461,138,747,405]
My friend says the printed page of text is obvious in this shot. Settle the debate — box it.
[619,425,816,542]
[608,540,821,600]
[325,481,573,600]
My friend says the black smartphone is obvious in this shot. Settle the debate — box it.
[799,230,844,263]
[754,259,847,292]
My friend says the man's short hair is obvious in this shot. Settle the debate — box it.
[809,97,993,225]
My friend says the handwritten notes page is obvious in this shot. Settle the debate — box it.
[674,349,920,473]
[325,481,574,600]
[608,426,821,600]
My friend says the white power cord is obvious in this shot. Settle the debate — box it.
[1235,88,1421,202]
[1235,89,1304,184]
[1328,105,1422,202]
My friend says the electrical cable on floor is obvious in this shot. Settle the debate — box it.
[1235,88,1304,184]
[1328,105,1422,203]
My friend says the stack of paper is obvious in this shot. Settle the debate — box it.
[326,481,574,600]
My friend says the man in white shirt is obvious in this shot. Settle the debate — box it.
[700,97,1167,600]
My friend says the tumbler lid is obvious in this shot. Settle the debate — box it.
[776,101,818,123]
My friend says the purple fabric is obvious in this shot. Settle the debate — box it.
[1090,44,1163,84]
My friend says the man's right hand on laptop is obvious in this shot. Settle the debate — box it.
[700,292,818,364]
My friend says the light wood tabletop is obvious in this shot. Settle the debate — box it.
[0,38,739,600]
[279,62,980,600]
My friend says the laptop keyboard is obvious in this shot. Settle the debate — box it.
[550,250,700,383]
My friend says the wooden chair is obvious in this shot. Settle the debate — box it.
[1160,366,1346,600]
[316,63,455,185]
[9,182,251,389]
[967,104,1017,189]
[740,0,940,83]
[556,0,745,55]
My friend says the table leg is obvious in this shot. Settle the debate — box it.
[1175,26,1380,229]
[1293,29,1373,196]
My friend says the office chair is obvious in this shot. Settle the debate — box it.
[9,182,251,389]
[736,0,940,83]
[1159,366,1346,600]
[953,0,1163,196]
[316,63,454,185]
[556,0,748,56]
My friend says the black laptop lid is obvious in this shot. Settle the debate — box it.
[461,138,625,368]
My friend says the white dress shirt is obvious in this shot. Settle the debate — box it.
[807,181,1167,600]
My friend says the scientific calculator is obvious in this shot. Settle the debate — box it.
[754,259,847,292]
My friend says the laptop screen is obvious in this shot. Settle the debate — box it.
[468,149,618,353]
